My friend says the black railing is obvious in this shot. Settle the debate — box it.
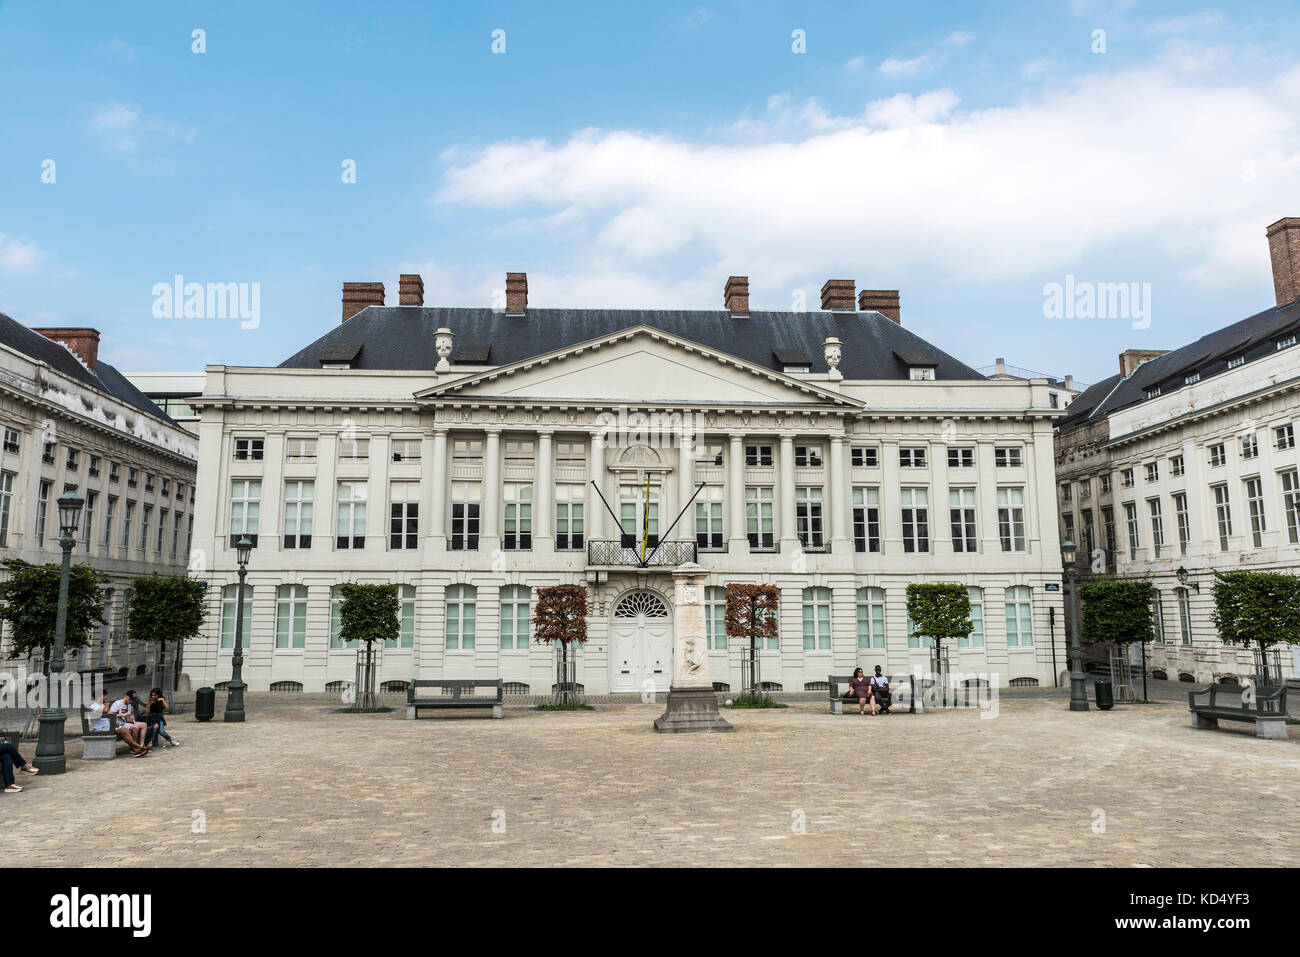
[587,539,697,567]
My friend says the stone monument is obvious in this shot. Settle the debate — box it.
[654,562,733,733]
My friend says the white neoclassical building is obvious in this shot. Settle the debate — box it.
[0,315,199,674]
[185,273,1067,695]
[1055,217,1300,683]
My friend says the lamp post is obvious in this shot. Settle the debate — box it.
[1061,537,1089,712]
[33,491,84,774]
[223,537,253,723]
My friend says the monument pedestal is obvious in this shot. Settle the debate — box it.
[653,562,733,734]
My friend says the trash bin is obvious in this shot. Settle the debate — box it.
[1094,677,1114,711]
[194,686,216,722]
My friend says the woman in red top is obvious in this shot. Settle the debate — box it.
[847,667,878,716]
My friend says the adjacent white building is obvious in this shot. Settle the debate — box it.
[185,273,1067,695]
[1055,216,1300,683]
[0,316,199,674]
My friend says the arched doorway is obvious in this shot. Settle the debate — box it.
[609,590,672,694]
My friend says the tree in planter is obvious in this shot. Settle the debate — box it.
[906,583,972,703]
[1210,570,1300,685]
[0,559,109,673]
[533,585,588,705]
[724,583,779,702]
[1078,578,1156,700]
[337,583,400,710]
[125,575,208,694]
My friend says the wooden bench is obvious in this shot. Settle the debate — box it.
[78,706,127,760]
[1188,682,1288,739]
[828,674,916,715]
[407,679,504,719]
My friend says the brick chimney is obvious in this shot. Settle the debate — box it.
[33,327,100,371]
[858,289,901,324]
[506,272,528,314]
[820,279,855,311]
[1267,217,1300,307]
[398,274,424,306]
[1118,348,1169,378]
[342,282,385,322]
[724,276,749,317]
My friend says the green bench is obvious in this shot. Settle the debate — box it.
[828,674,916,715]
[406,679,504,719]
[1188,682,1288,740]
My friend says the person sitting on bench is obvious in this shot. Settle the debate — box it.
[846,667,878,716]
[870,666,892,714]
[110,691,150,755]
[0,731,39,792]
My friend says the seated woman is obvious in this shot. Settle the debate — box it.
[0,733,39,793]
[847,667,878,716]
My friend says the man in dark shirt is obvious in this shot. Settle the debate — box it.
[870,666,892,714]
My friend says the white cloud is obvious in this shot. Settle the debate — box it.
[685,8,714,27]
[435,57,1300,298]
[1021,59,1057,79]
[1147,11,1225,35]
[845,56,867,73]
[0,234,46,272]
[879,54,934,77]
[89,101,197,154]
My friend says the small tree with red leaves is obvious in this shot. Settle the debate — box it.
[725,583,779,700]
[533,584,589,704]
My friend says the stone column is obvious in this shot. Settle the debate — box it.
[727,433,746,552]
[428,428,448,551]
[535,430,554,551]
[588,432,606,541]
[678,432,695,546]
[481,429,502,550]
[778,433,798,551]
[829,432,849,552]
[654,562,733,733]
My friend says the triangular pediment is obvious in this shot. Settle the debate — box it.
[415,325,856,407]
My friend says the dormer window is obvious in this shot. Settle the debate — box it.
[1227,355,1245,369]
[1146,387,1162,399]
[772,348,811,375]
[1277,334,1297,351]
[909,367,935,381]
[1184,372,1200,385]
[319,343,362,370]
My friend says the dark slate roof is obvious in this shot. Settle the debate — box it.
[320,343,362,364]
[0,311,177,425]
[279,306,986,381]
[1058,296,1300,433]
[454,344,491,364]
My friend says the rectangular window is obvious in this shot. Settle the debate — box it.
[1241,433,1259,459]
[1178,589,1193,644]
[275,584,308,649]
[1152,591,1165,643]
[1170,455,1184,477]
[160,477,169,496]
[1277,334,1296,350]
[127,468,138,489]
[949,488,978,552]
[1124,502,1139,559]
[795,486,824,549]
[395,585,416,648]
[705,586,728,651]
[389,437,421,463]
[1209,443,1226,467]
[338,435,369,461]
[745,486,775,550]
[228,480,260,547]
[994,447,1023,468]
[1081,508,1095,557]
[1100,475,1111,494]
[960,587,985,648]
[2,428,18,455]
[1174,492,1190,556]
[171,511,182,557]
[504,440,535,469]
[794,445,823,467]
[156,508,167,553]
[498,585,530,651]
[1185,372,1201,385]
[1148,498,1164,557]
[1145,388,1161,400]
[449,482,481,551]
[1004,586,1034,647]
[1227,355,1245,369]
[283,480,314,549]
[82,490,97,547]
[1079,478,1091,499]
[801,587,831,651]
[35,481,50,544]
[948,448,974,468]
[233,437,264,461]
[330,588,353,649]
[501,482,531,550]
[144,472,155,492]
[856,587,886,649]
[694,443,724,467]
[335,481,367,550]
[694,485,724,550]
[997,487,1026,552]
[0,471,15,547]
[899,447,927,468]
[555,484,585,550]
[852,487,880,553]
[1062,512,1075,547]
[1061,483,1072,503]
[285,437,318,462]
[452,438,482,465]
[1282,470,1300,544]
[121,501,135,548]
[1213,484,1232,551]
[744,444,773,467]
[220,584,253,650]
[66,448,80,471]
[909,366,936,380]
[900,487,930,553]
[1245,477,1265,547]
[1275,424,1295,450]
[556,440,586,469]
[1101,506,1116,567]
[103,496,116,548]
[1121,468,1135,488]
[850,445,878,468]
[1144,462,1159,482]
[445,584,476,650]
[390,481,420,550]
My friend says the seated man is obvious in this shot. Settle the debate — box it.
[110,691,150,755]
[847,667,878,716]
[870,666,892,714]
[88,692,113,732]
[0,731,39,792]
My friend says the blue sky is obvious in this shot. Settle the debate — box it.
[2,0,1299,386]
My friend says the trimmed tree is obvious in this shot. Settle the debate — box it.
[907,583,973,706]
[0,559,109,671]
[1077,578,1156,700]
[125,574,208,693]
[337,583,400,710]
[1210,570,1300,685]
[533,585,588,704]
[725,583,780,701]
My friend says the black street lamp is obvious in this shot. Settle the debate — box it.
[1061,537,1089,712]
[223,537,253,723]
[1176,566,1200,593]
[33,490,84,774]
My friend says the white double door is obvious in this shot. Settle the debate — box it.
[610,592,672,694]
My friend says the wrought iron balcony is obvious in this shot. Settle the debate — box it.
[587,538,697,568]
